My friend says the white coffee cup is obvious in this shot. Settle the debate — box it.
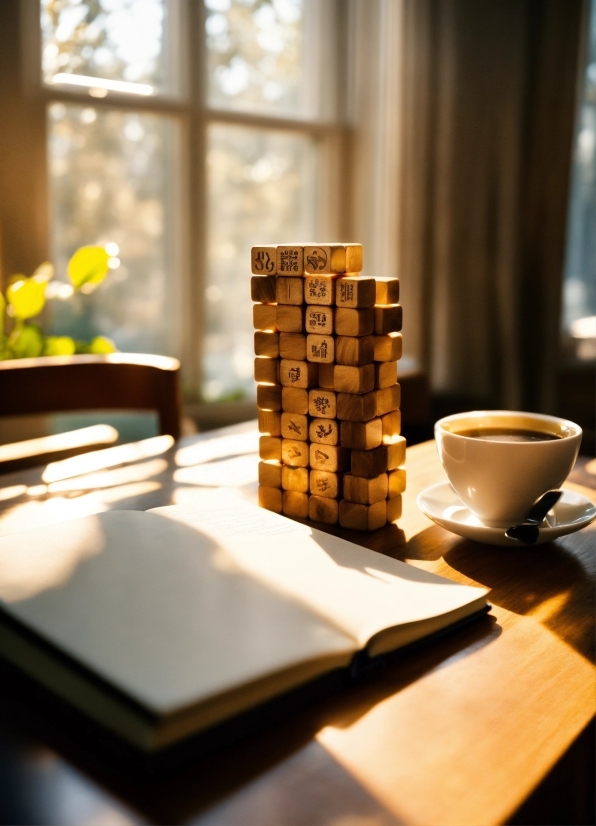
[435,410,582,527]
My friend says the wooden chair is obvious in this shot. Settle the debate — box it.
[0,354,181,472]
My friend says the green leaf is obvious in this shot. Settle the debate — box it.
[8,323,43,358]
[6,277,46,320]
[88,335,117,354]
[43,335,76,356]
[67,246,110,292]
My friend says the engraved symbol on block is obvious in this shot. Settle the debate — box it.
[339,283,354,302]
[309,311,326,329]
[279,249,300,273]
[316,477,330,492]
[308,278,328,300]
[310,339,328,359]
[315,449,329,463]
[288,419,301,435]
[306,248,327,272]
[288,445,301,459]
[288,366,301,383]
[313,395,330,414]
[255,251,275,273]
[316,423,333,440]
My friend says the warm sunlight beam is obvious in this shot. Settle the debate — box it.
[0,425,118,465]
[52,73,154,96]
[175,432,259,467]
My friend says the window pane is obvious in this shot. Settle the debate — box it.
[204,123,319,401]
[41,0,177,96]
[47,103,179,356]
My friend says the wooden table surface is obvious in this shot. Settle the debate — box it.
[0,422,594,826]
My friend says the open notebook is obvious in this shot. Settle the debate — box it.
[0,491,488,751]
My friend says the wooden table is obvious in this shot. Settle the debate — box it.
[0,422,593,826]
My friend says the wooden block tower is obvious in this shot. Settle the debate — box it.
[252,243,405,531]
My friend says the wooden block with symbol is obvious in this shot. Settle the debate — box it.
[339,499,386,531]
[253,303,277,332]
[335,307,374,337]
[309,495,339,525]
[308,388,337,419]
[336,276,376,308]
[310,444,349,473]
[281,412,309,441]
[350,444,390,477]
[374,361,398,389]
[279,333,306,360]
[258,461,282,488]
[387,495,402,523]
[374,304,403,335]
[251,275,277,304]
[387,436,406,469]
[254,331,279,358]
[254,357,279,385]
[374,332,402,362]
[309,418,339,445]
[305,305,333,335]
[258,409,281,436]
[306,334,334,363]
[251,246,277,275]
[375,277,400,305]
[304,275,335,305]
[388,468,406,497]
[343,472,388,505]
[276,245,304,275]
[282,466,309,493]
[282,387,308,414]
[282,439,309,467]
[375,384,401,416]
[280,359,318,389]
[258,485,282,513]
[334,364,374,394]
[276,305,304,333]
[304,244,363,274]
[256,383,282,411]
[282,491,309,519]
[276,276,304,305]
[340,418,382,450]
[381,410,401,443]
[337,390,376,422]
[310,470,342,500]
[259,435,282,462]
[318,363,335,389]
[335,335,374,366]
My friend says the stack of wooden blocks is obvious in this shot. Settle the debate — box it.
[252,243,405,531]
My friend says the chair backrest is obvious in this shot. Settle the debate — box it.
[0,354,181,439]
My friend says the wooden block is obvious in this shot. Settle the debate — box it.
[375,383,401,416]
[281,387,308,414]
[335,335,374,366]
[375,277,400,305]
[374,304,403,335]
[343,472,388,505]
[340,418,382,450]
[281,412,309,441]
[309,418,339,445]
[333,364,374,394]
[282,491,309,519]
[258,409,281,436]
[308,388,337,419]
[374,361,398,389]
[304,244,363,274]
[339,499,386,531]
[304,275,335,305]
[318,363,335,389]
[335,307,374,337]
[337,391,377,422]
[256,383,282,411]
[336,276,376,308]
[258,461,282,488]
[253,303,277,332]
[276,245,304,275]
[258,485,282,513]
[381,410,401,443]
[282,466,309,493]
[387,436,406,469]
[254,357,279,385]
[251,275,277,304]
[306,334,334,363]
[279,359,318,389]
[310,470,342,499]
[279,332,306,360]
[388,467,406,497]
[351,445,389,477]
[276,305,304,333]
[373,332,403,362]
[387,494,402,523]
[310,444,349,472]
[251,246,277,275]
[254,331,279,358]
[282,439,309,467]
[305,305,333,335]
[259,435,282,462]
[276,276,304,305]
[309,495,339,524]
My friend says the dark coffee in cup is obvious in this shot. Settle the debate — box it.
[457,427,562,443]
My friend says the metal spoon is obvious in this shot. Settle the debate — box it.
[505,490,563,545]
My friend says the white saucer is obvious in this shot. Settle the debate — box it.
[417,482,596,547]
